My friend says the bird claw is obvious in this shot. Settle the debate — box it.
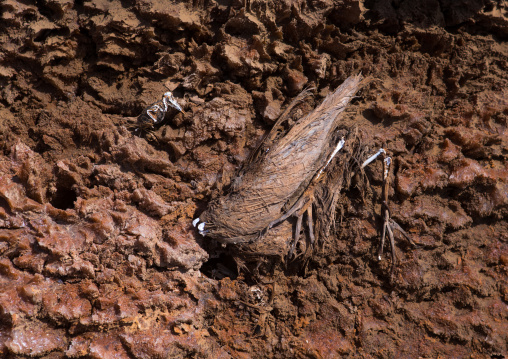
[364,149,416,272]
[288,214,303,259]
[287,205,315,261]
[389,218,417,248]
[378,209,416,272]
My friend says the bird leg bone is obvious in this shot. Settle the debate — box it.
[268,136,347,258]
[286,199,315,260]
[255,187,314,259]
[316,137,345,179]
[288,211,304,259]
[361,148,386,168]
[362,149,416,270]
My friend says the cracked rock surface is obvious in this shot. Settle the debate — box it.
[0,0,507,357]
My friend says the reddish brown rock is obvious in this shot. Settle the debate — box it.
[283,68,308,95]
[252,90,282,123]
[397,161,448,196]
[439,138,461,162]
[399,196,472,231]
[0,0,506,357]
[5,322,67,356]
[132,187,174,218]
[449,158,505,188]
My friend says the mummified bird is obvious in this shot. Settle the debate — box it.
[194,74,414,268]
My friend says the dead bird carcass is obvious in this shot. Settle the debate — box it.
[193,74,369,264]
[195,75,415,271]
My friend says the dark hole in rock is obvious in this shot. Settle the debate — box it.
[200,253,238,280]
[0,197,11,214]
[50,187,77,210]
[34,29,54,43]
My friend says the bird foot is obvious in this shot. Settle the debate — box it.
[379,202,418,273]
[363,149,416,272]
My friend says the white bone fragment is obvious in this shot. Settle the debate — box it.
[361,148,386,168]
[317,137,345,179]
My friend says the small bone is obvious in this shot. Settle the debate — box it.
[386,220,397,266]
[306,205,315,245]
[361,148,386,168]
[317,137,345,179]
[192,218,200,227]
[378,207,389,261]
[383,157,391,180]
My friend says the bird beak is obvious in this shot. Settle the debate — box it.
[169,99,184,113]
[164,92,184,113]
[192,217,207,236]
